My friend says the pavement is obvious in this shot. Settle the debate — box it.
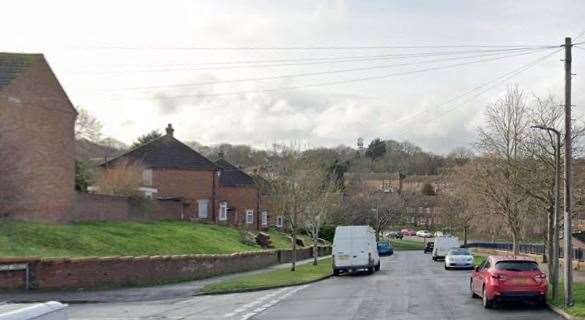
[65,251,562,320]
[0,256,330,304]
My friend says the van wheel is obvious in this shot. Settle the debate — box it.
[333,268,340,276]
[367,267,374,274]
[375,262,380,271]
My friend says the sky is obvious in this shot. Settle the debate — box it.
[2,0,585,154]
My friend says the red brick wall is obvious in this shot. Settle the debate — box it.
[0,247,332,291]
[215,186,259,229]
[73,193,184,221]
[152,169,215,220]
[0,55,76,222]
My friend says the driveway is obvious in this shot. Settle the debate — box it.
[67,251,562,320]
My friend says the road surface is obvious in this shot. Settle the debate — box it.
[67,251,561,320]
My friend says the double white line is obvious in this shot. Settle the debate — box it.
[224,285,309,320]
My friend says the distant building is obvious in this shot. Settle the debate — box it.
[0,53,77,222]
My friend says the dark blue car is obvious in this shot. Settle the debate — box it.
[377,240,394,256]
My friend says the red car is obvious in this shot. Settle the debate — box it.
[470,256,547,308]
[400,228,416,236]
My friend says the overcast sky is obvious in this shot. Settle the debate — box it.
[2,0,585,154]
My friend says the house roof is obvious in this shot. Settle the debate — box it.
[215,158,256,187]
[0,53,40,91]
[101,130,217,170]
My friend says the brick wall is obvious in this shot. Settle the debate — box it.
[0,55,76,222]
[153,169,215,220]
[215,186,259,230]
[73,192,184,221]
[0,246,331,291]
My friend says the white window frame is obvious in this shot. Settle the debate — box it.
[276,215,284,228]
[245,210,254,224]
[143,169,153,186]
[261,211,268,227]
[198,199,209,219]
[219,202,228,221]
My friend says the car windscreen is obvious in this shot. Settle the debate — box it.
[378,241,390,247]
[447,248,470,256]
[495,261,539,271]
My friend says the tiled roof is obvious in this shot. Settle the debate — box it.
[0,53,39,91]
[215,158,256,187]
[101,134,217,170]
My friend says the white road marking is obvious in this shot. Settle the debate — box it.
[223,287,290,317]
[238,285,309,320]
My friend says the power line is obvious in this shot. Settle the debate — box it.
[112,48,551,91]
[391,48,563,133]
[71,47,555,75]
[107,47,558,100]
[76,44,558,51]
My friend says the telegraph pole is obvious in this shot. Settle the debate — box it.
[563,36,573,307]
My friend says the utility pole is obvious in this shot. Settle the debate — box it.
[563,36,573,307]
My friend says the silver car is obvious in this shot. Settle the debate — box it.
[444,248,474,270]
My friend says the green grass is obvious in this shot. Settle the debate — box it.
[389,239,425,251]
[0,220,298,257]
[549,282,585,317]
[202,258,332,294]
[473,255,486,267]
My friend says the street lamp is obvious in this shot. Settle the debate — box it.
[531,125,561,302]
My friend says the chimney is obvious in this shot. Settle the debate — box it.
[165,124,174,137]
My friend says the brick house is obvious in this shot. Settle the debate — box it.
[100,125,218,221]
[0,53,77,222]
[215,156,277,230]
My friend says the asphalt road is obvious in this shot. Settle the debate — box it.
[67,251,562,320]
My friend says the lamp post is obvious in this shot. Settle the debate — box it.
[531,125,561,302]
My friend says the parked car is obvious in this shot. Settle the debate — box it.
[386,231,403,239]
[432,236,460,261]
[332,226,380,276]
[424,241,434,254]
[416,230,433,238]
[400,228,416,236]
[470,256,547,308]
[444,248,474,270]
[377,240,394,256]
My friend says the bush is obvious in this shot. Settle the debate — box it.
[319,225,336,242]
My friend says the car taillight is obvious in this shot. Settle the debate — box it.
[534,273,547,283]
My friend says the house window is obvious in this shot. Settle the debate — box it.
[261,211,268,227]
[276,215,284,228]
[143,169,153,186]
[198,199,209,219]
[219,202,228,221]
[246,210,254,224]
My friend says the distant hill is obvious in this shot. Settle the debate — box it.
[75,138,126,163]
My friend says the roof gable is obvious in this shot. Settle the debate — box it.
[101,134,217,170]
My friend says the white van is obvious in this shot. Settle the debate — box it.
[332,226,380,275]
[432,236,460,261]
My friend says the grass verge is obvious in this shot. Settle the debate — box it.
[202,258,332,294]
[0,220,297,257]
[549,282,585,317]
[390,239,425,251]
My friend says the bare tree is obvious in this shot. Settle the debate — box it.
[75,108,103,142]
[95,159,145,197]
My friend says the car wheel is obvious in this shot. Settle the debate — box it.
[333,268,340,276]
[482,286,493,308]
[470,281,479,298]
[444,264,449,270]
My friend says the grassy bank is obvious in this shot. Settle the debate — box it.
[390,239,425,251]
[202,258,332,294]
[0,220,299,257]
